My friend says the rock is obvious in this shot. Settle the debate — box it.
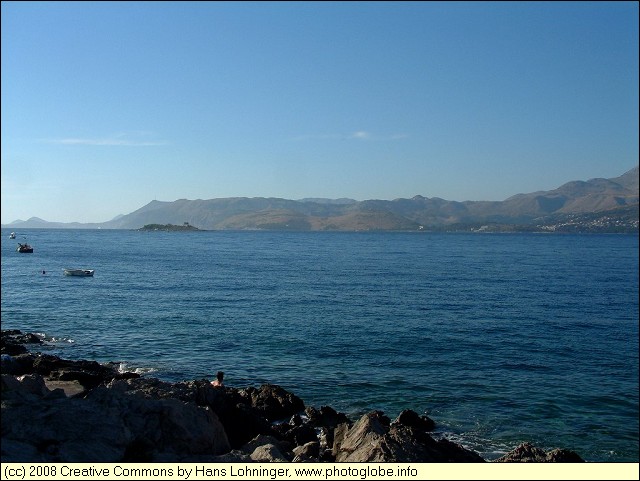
[494,442,584,462]
[1,373,22,393]
[333,411,485,462]
[220,401,276,449]
[1,330,42,356]
[2,353,36,376]
[545,448,585,462]
[394,409,435,431]
[212,450,253,462]
[239,384,305,421]
[240,434,284,454]
[16,374,52,397]
[1,354,17,373]
[43,380,86,398]
[31,354,138,389]
[2,373,231,462]
[272,419,318,447]
[305,405,351,429]
[293,441,320,462]
[250,444,291,462]
[333,411,391,462]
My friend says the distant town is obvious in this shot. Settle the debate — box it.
[464,205,639,234]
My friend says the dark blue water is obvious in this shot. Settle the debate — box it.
[1,229,638,462]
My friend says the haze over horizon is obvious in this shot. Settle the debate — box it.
[2,2,638,224]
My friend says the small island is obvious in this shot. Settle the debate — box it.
[137,222,202,232]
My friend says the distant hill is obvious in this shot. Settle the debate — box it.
[296,198,358,205]
[3,166,638,232]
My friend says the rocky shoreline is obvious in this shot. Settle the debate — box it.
[1,330,584,463]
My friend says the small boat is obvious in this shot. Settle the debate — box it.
[17,243,33,253]
[9,232,16,239]
[63,268,95,277]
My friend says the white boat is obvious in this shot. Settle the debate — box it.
[63,268,95,277]
[9,232,16,239]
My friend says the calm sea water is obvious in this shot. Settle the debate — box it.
[1,229,638,462]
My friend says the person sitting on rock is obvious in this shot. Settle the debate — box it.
[211,371,224,388]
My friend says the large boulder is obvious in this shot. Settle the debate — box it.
[1,373,230,462]
[102,377,277,450]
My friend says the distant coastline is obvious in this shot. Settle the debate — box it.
[2,165,638,232]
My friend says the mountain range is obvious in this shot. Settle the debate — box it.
[4,166,638,232]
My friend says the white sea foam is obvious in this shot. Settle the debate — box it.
[37,332,75,344]
[116,362,157,376]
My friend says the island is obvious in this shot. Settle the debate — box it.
[137,222,202,232]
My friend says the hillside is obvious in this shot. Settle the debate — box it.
[3,166,638,232]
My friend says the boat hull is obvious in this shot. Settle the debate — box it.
[17,243,33,253]
[63,269,94,277]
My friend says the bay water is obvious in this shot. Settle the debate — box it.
[1,229,638,462]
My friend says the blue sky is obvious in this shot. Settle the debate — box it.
[1,1,638,224]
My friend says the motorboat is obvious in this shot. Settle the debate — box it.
[9,232,16,239]
[17,243,33,253]
[63,268,95,277]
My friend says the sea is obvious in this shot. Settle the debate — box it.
[1,228,638,462]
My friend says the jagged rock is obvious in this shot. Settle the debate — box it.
[546,448,585,462]
[317,427,336,461]
[394,409,435,431]
[15,374,54,397]
[423,436,486,462]
[2,374,66,403]
[1,373,22,392]
[305,405,351,429]
[1,331,42,356]
[43,379,86,398]
[333,411,389,461]
[303,405,351,458]
[212,450,253,462]
[1,353,36,376]
[30,354,138,389]
[293,441,320,462]
[289,413,304,426]
[333,411,485,462]
[239,384,305,421]
[250,443,291,462]
[1,350,138,390]
[240,434,284,454]
[494,442,584,462]
[272,419,318,447]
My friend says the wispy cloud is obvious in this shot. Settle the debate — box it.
[42,132,167,146]
[53,138,165,146]
[292,131,408,141]
[349,131,371,140]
